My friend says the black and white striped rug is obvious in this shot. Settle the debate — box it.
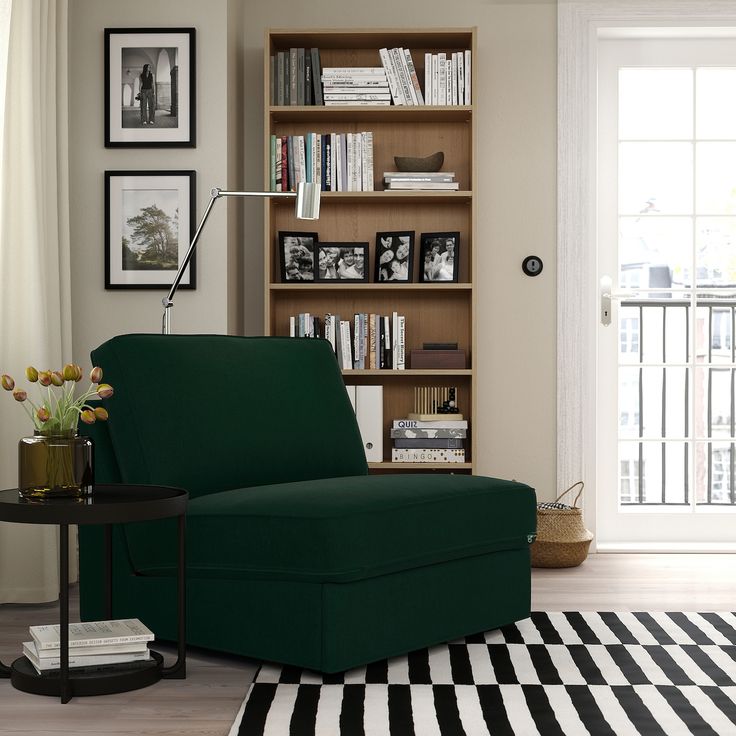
[229,612,736,735]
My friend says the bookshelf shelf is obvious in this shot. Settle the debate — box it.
[264,28,476,472]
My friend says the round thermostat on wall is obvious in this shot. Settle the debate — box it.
[522,255,543,277]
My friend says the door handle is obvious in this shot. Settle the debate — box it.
[600,275,612,326]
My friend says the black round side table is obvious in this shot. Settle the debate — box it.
[0,484,188,703]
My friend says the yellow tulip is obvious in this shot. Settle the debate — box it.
[80,409,96,424]
[25,366,38,382]
[90,366,103,384]
[12,389,27,402]
[94,406,109,421]
[62,364,77,381]
[37,407,50,422]
[1,374,14,391]
[38,371,52,386]
[50,371,64,387]
[97,384,114,399]
[74,364,83,381]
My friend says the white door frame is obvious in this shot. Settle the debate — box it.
[557,1,736,549]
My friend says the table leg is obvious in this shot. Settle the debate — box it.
[104,524,113,619]
[59,523,71,704]
[162,514,186,678]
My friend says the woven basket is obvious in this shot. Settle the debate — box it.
[530,481,593,568]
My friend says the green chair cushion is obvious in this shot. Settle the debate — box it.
[123,474,536,583]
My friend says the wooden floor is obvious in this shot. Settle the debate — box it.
[0,553,734,735]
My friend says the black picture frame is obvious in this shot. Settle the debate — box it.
[315,243,369,283]
[105,170,196,290]
[105,28,196,148]
[279,231,318,282]
[419,232,460,283]
[375,231,414,282]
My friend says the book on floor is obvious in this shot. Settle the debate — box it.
[22,640,151,675]
[29,618,154,651]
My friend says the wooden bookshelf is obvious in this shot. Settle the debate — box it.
[264,28,476,472]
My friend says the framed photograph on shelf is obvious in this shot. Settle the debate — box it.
[419,232,460,283]
[279,231,318,282]
[375,231,414,282]
[316,243,369,282]
[105,28,196,148]
[105,170,196,290]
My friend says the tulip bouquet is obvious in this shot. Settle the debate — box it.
[1,364,114,434]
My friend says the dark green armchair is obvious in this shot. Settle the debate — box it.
[79,334,535,672]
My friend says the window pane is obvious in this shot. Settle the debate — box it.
[619,365,640,437]
[619,68,693,140]
[693,367,734,440]
[695,442,734,504]
[695,217,736,288]
[696,68,736,141]
[695,305,736,363]
[619,143,693,215]
[696,142,736,214]
[619,217,692,289]
[663,442,688,503]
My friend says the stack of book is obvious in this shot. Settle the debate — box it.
[391,417,468,463]
[23,618,154,676]
[383,171,459,191]
[321,67,391,106]
[378,48,424,105]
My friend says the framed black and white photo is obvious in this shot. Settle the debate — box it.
[419,232,460,283]
[105,170,196,289]
[105,28,196,147]
[375,231,414,282]
[279,231,318,282]
[316,243,369,283]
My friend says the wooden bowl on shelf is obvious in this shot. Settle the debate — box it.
[393,151,444,172]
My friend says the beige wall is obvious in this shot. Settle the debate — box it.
[68,0,558,498]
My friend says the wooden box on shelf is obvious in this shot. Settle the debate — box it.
[264,28,476,473]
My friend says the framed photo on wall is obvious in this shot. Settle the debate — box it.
[375,231,414,282]
[279,231,318,282]
[105,170,196,289]
[419,232,460,283]
[316,243,369,282]
[105,28,196,147]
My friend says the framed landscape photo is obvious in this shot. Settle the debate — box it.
[316,243,369,283]
[375,231,414,282]
[105,170,196,289]
[279,231,318,282]
[105,28,196,147]
[419,232,460,283]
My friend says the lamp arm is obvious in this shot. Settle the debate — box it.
[161,184,316,334]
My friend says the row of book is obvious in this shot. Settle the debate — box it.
[289,312,406,371]
[391,417,468,463]
[23,618,154,676]
[269,132,374,193]
[268,47,472,108]
[270,47,324,106]
[383,171,459,191]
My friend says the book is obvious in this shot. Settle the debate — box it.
[390,427,467,439]
[408,413,464,421]
[378,47,402,105]
[324,100,391,106]
[393,438,464,449]
[304,50,313,105]
[385,181,460,190]
[31,639,149,658]
[321,67,386,76]
[30,618,155,651]
[289,48,298,105]
[393,419,468,429]
[403,48,425,105]
[383,171,456,179]
[310,48,323,105]
[391,448,466,463]
[23,641,151,674]
[297,48,305,105]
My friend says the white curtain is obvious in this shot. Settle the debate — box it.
[0,0,76,603]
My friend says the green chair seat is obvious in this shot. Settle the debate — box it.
[123,473,536,583]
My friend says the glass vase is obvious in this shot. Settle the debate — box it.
[18,429,94,500]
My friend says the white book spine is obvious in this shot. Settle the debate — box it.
[451,53,458,105]
[392,311,398,366]
[397,315,406,370]
[297,135,306,184]
[378,47,402,105]
[355,132,363,191]
[464,49,471,104]
[445,59,451,105]
[457,52,464,107]
[403,49,424,105]
[432,54,439,106]
[346,133,354,192]
[321,67,386,76]
[398,48,417,104]
[438,53,446,106]
[391,47,412,105]
[363,131,374,192]
[424,52,432,105]
[340,320,353,369]
[29,619,154,651]
[391,448,466,463]
[335,134,343,191]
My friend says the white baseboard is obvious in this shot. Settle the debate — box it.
[596,542,736,553]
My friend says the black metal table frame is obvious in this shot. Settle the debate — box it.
[0,485,187,703]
